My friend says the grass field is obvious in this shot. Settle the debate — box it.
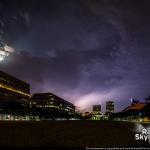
[0,120,149,149]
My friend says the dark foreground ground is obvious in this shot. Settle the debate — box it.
[0,121,149,149]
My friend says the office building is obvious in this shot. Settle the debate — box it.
[31,93,75,119]
[0,70,30,120]
[93,105,101,112]
[106,101,114,113]
[0,70,30,101]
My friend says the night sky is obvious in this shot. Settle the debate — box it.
[0,0,150,112]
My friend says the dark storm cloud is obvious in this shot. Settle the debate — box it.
[0,0,150,112]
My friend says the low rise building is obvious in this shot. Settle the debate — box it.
[31,93,75,119]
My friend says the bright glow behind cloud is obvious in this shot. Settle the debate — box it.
[75,92,101,111]
[0,55,4,61]
[0,50,9,62]
[4,45,14,53]
[74,86,132,112]
[74,90,116,112]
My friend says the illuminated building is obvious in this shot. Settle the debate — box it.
[104,111,112,120]
[91,105,103,120]
[106,101,114,113]
[90,111,103,120]
[0,70,30,101]
[31,93,75,119]
[110,100,150,122]
[0,70,30,119]
[82,104,107,120]
[82,112,90,117]
[122,102,145,112]
[81,112,91,120]
[93,105,101,112]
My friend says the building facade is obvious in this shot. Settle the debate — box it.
[0,70,30,120]
[0,70,30,101]
[110,100,150,122]
[106,101,114,113]
[31,93,75,119]
[93,105,101,112]
[91,105,103,120]
[90,111,103,120]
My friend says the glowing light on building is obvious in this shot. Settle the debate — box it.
[0,83,30,96]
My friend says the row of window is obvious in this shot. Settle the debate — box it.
[35,104,74,112]
[32,100,73,109]
[0,83,30,97]
[0,77,29,93]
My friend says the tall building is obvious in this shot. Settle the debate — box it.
[106,101,114,113]
[0,70,30,101]
[93,105,101,112]
[31,93,75,119]
[0,70,30,119]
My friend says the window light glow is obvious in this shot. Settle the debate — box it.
[0,84,30,96]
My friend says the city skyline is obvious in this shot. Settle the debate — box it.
[0,0,150,112]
